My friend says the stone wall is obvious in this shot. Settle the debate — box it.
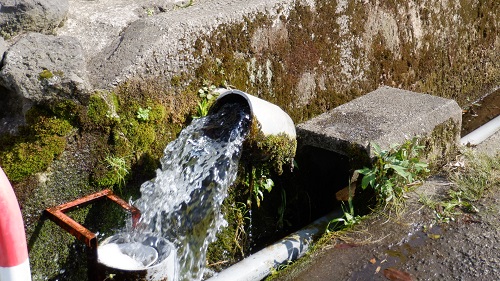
[77,0,499,123]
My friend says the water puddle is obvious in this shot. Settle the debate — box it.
[349,224,443,281]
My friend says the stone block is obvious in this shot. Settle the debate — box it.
[297,86,462,168]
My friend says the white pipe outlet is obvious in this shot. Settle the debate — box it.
[213,89,296,139]
[460,115,500,146]
[206,210,342,281]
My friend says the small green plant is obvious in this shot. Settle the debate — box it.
[245,166,274,208]
[195,99,210,118]
[232,202,250,256]
[104,155,129,191]
[252,167,274,208]
[194,82,219,118]
[136,106,152,122]
[356,137,429,207]
[327,182,362,232]
[145,8,154,16]
[176,0,194,8]
[39,69,54,80]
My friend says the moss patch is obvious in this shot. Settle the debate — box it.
[0,102,76,183]
[188,0,498,128]
[423,118,461,172]
[242,118,297,175]
[83,78,198,192]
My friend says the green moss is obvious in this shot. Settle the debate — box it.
[423,118,461,172]
[85,77,198,192]
[39,69,54,80]
[242,118,297,175]
[29,219,83,281]
[87,92,119,128]
[47,99,81,125]
[0,105,74,182]
[87,94,109,123]
[120,120,156,153]
[0,136,66,182]
[146,104,166,122]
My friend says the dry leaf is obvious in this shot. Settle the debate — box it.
[334,243,358,249]
[369,258,376,264]
[383,267,413,281]
[427,234,441,240]
[336,172,358,201]
[375,266,381,274]
[335,182,356,201]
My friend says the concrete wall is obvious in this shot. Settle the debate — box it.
[70,0,499,123]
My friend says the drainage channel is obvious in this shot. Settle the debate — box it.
[460,88,500,145]
[460,115,500,145]
[461,88,500,136]
[204,139,355,280]
[206,209,343,281]
[209,88,500,281]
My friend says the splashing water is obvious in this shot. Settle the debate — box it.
[131,101,251,280]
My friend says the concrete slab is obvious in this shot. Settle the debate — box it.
[297,86,462,167]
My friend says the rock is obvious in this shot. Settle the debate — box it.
[0,0,69,38]
[0,36,5,59]
[0,33,91,109]
[85,0,289,88]
[56,0,190,58]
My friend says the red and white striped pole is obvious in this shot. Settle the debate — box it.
[0,166,31,281]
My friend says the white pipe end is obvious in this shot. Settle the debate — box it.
[214,89,296,139]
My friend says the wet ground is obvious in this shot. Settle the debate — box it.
[270,90,500,281]
[273,174,500,281]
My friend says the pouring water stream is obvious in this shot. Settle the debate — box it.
[99,100,251,281]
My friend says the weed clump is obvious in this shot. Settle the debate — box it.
[446,149,500,200]
[422,148,500,222]
[357,138,430,209]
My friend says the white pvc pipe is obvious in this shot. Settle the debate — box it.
[460,115,500,145]
[206,210,342,281]
[213,89,296,139]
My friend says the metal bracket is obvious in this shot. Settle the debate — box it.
[45,189,141,280]
[44,189,140,251]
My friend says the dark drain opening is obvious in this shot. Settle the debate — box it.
[248,145,376,252]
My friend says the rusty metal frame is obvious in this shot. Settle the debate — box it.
[44,189,140,250]
[44,189,140,281]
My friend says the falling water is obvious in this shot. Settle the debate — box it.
[130,100,251,280]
